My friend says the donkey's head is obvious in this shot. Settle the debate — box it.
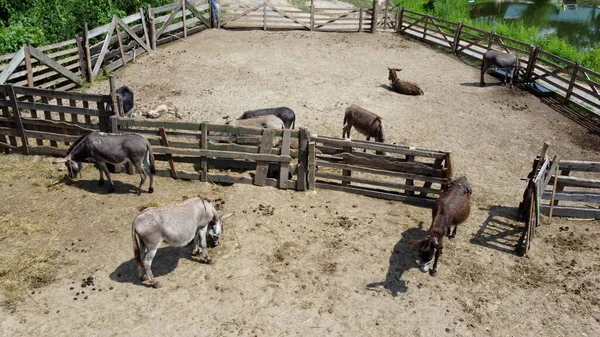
[208,212,233,247]
[409,235,442,273]
[388,67,402,81]
[53,156,83,179]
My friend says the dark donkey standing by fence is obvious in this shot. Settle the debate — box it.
[107,86,134,116]
[480,50,520,88]
[53,132,156,195]
[409,176,472,276]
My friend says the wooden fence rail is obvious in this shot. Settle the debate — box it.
[311,135,453,206]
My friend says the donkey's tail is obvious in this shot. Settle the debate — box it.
[132,226,143,270]
[146,144,156,175]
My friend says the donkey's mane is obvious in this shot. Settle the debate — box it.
[66,133,90,155]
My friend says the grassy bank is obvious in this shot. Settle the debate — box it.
[392,0,600,73]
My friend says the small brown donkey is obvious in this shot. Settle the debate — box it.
[410,176,472,276]
[388,68,424,96]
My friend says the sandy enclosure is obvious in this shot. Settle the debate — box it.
[1,29,600,336]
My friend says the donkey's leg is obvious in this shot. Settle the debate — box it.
[450,224,458,239]
[97,161,115,192]
[96,164,105,185]
[191,232,201,256]
[133,160,147,196]
[137,240,148,281]
[142,245,161,288]
[146,152,154,194]
[430,248,441,277]
[198,226,213,264]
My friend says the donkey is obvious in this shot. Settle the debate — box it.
[53,132,156,195]
[480,50,520,88]
[239,107,296,129]
[342,104,385,154]
[388,68,424,96]
[132,197,233,288]
[107,86,134,116]
[410,176,472,276]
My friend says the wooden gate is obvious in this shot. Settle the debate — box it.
[149,0,211,47]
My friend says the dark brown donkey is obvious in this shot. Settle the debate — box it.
[410,176,472,276]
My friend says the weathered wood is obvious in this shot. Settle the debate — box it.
[201,122,208,182]
[12,86,110,103]
[114,16,152,53]
[5,100,106,117]
[153,146,291,163]
[279,129,291,189]
[116,94,125,117]
[559,160,600,172]
[109,76,118,114]
[254,129,276,186]
[24,46,34,88]
[147,5,157,50]
[549,175,600,189]
[395,7,403,33]
[28,47,82,85]
[405,152,415,196]
[358,8,363,32]
[383,0,389,29]
[543,190,600,203]
[7,86,29,154]
[41,96,57,147]
[23,130,81,143]
[185,0,212,28]
[316,172,442,195]
[268,4,310,30]
[182,0,188,38]
[540,205,600,219]
[310,0,315,31]
[75,35,88,82]
[312,136,447,158]
[315,181,436,206]
[297,128,309,191]
[115,25,127,68]
[84,24,94,83]
[155,1,184,40]
[0,48,25,84]
[159,127,179,179]
[370,1,378,33]
[92,18,117,75]
[334,152,446,177]
[308,141,316,191]
[524,46,538,82]
[220,3,264,27]
[317,160,445,184]
[341,145,352,186]
[564,63,580,103]
[263,2,267,31]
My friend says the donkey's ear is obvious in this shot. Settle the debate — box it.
[408,239,421,245]
[220,212,234,220]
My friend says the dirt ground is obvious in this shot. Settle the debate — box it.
[1,28,600,337]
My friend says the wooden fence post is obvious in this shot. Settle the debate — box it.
[263,1,267,31]
[487,32,496,50]
[297,127,310,191]
[422,15,429,40]
[342,144,352,186]
[115,25,127,68]
[308,142,316,191]
[452,21,463,54]
[564,62,580,103]
[370,0,378,34]
[395,7,404,33]
[109,75,119,114]
[383,0,389,30]
[75,35,88,82]
[7,85,29,154]
[200,122,208,182]
[182,0,188,38]
[83,23,94,83]
[310,0,315,31]
[147,4,157,50]
[23,45,34,88]
[524,45,538,82]
[359,8,364,32]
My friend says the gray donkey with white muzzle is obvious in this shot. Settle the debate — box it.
[53,132,156,195]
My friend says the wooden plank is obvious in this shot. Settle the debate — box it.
[279,129,291,189]
[315,181,436,206]
[254,129,276,186]
[0,88,15,150]
[140,7,151,48]
[83,23,94,83]
[307,142,316,191]
[297,128,309,191]
[92,17,117,76]
[220,3,264,26]
[29,47,82,84]
[341,145,352,187]
[16,116,94,132]
[4,100,105,117]
[115,16,152,53]
[182,0,187,38]
[147,4,157,50]
[317,160,445,184]
[11,86,110,103]
[540,205,600,219]
[549,175,600,189]
[23,130,81,143]
[542,191,600,203]
[159,127,179,179]
[7,86,29,154]
[153,146,291,163]
[155,1,184,40]
[0,48,25,84]
[185,0,211,28]
[268,4,310,30]
[312,136,447,158]
[335,152,446,177]
[24,46,34,88]
[41,96,57,147]
[76,35,88,82]
[116,25,127,68]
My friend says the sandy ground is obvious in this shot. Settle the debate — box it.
[1,28,600,337]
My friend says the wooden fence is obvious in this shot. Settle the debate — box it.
[0,84,114,156]
[113,116,310,190]
[148,0,211,48]
[311,135,453,206]
[395,8,600,115]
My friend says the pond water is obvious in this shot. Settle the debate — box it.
[469,0,600,51]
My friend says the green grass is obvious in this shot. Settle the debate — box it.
[391,0,600,73]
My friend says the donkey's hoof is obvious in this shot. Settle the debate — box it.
[148,187,154,194]
[152,281,162,289]
[205,257,215,265]
[429,270,437,277]
[137,190,142,196]
[140,274,149,282]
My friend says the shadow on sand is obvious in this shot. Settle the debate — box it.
[470,206,524,256]
[366,221,427,296]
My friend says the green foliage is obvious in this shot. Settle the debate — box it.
[0,0,172,55]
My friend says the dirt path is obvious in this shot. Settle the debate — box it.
[1,29,599,336]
